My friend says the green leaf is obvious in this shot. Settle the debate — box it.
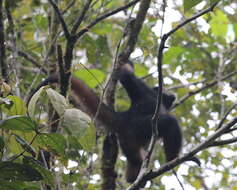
[210,10,229,38]
[46,88,68,116]
[0,161,42,181]
[164,46,185,64]
[14,134,36,157]
[184,0,203,11]
[79,124,96,152]
[28,86,45,119]
[210,0,221,4]
[134,64,148,77]
[233,24,237,37]
[1,95,27,116]
[24,157,55,187]
[0,181,39,190]
[63,108,91,137]
[73,69,105,88]
[0,116,36,132]
[36,133,66,156]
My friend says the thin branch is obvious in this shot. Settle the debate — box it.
[75,0,140,39]
[71,0,93,34]
[48,0,71,40]
[62,0,76,15]
[167,79,206,91]
[172,70,237,109]
[207,137,237,148]
[165,2,218,37]
[6,46,47,74]
[216,103,237,130]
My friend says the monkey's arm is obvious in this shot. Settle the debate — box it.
[118,66,152,102]
[28,74,117,131]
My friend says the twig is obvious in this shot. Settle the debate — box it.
[71,0,93,34]
[207,137,237,148]
[75,0,140,39]
[167,79,206,90]
[172,70,237,109]
[48,0,71,40]
[6,46,47,74]
[62,0,76,15]
[216,103,237,130]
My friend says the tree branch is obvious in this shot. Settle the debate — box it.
[6,46,47,74]
[207,137,237,148]
[71,0,93,34]
[75,0,140,39]
[48,0,71,40]
[172,70,237,109]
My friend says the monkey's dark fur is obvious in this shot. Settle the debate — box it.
[29,64,182,183]
[117,65,182,182]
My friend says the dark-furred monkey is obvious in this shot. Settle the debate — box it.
[29,63,182,183]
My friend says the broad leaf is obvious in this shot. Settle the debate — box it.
[0,115,36,132]
[73,69,105,88]
[24,157,55,187]
[1,95,27,116]
[79,124,96,152]
[63,108,91,137]
[0,161,42,181]
[210,10,229,38]
[36,133,66,156]
[28,86,45,119]
[0,181,40,190]
[46,88,68,116]
[184,0,203,11]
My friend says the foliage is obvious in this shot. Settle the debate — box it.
[0,0,237,190]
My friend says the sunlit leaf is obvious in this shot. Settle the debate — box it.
[1,95,27,116]
[134,64,148,77]
[210,10,229,38]
[184,0,203,11]
[73,69,105,88]
[79,124,96,152]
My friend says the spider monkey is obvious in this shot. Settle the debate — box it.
[28,63,182,183]
[116,64,182,182]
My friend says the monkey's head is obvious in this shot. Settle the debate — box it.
[153,87,176,110]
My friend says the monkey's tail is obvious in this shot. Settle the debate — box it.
[27,74,58,105]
